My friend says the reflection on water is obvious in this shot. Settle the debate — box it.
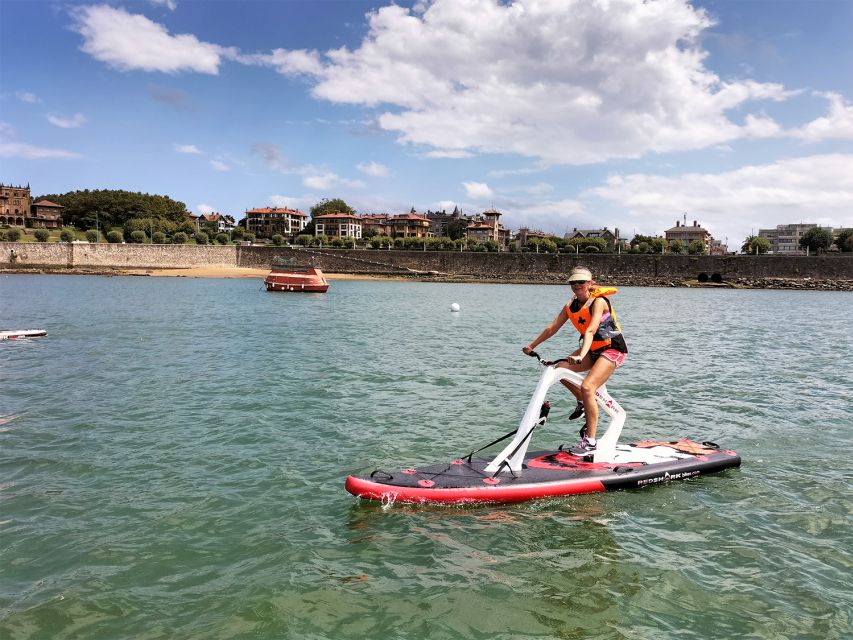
[0,276,851,639]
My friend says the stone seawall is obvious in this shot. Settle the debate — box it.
[1,242,235,269]
[238,246,853,283]
[2,242,852,287]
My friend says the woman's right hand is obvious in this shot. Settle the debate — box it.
[522,346,533,355]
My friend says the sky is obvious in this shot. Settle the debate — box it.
[1,0,852,247]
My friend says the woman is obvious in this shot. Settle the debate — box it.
[522,266,627,454]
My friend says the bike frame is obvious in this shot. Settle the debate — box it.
[484,364,626,473]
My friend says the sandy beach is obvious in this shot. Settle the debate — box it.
[120,267,409,281]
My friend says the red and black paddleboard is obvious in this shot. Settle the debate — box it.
[346,439,740,505]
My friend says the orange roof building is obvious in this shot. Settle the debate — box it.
[245,206,307,238]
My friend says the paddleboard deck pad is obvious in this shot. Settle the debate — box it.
[345,439,740,505]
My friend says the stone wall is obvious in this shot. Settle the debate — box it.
[237,247,853,282]
[1,242,235,269]
[2,242,852,283]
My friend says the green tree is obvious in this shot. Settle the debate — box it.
[565,237,607,253]
[194,232,209,245]
[152,232,167,244]
[650,237,668,254]
[446,219,467,240]
[215,232,229,245]
[369,235,392,249]
[33,189,191,231]
[34,229,50,242]
[688,239,707,255]
[107,230,123,243]
[741,235,771,254]
[172,232,188,244]
[7,229,21,242]
[85,229,99,243]
[59,228,76,242]
[669,239,686,254]
[799,227,833,254]
[271,234,285,246]
[310,198,355,218]
[630,234,655,249]
[836,228,853,252]
[129,230,147,243]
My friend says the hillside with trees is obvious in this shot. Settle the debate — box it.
[33,189,191,232]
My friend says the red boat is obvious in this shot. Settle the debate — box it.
[264,264,329,293]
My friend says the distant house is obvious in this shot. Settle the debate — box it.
[30,200,65,229]
[567,227,621,250]
[245,207,308,238]
[359,213,393,237]
[515,227,555,246]
[479,209,511,247]
[425,206,465,237]
[390,212,431,238]
[198,212,235,233]
[664,219,713,253]
[758,223,819,254]
[0,184,30,227]
[315,213,362,239]
[466,221,495,244]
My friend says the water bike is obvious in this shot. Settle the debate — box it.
[345,351,740,505]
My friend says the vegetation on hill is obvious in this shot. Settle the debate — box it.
[33,189,190,232]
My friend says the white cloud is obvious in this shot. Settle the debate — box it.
[210,159,230,171]
[174,143,202,154]
[426,150,474,159]
[15,91,41,104]
[71,5,225,74]
[585,154,853,244]
[795,93,853,142]
[196,203,215,215]
[463,181,494,200]
[148,0,177,11]
[268,195,314,211]
[303,171,365,190]
[241,48,324,76]
[356,161,390,177]
[0,122,80,159]
[47,113,86,128]
[251,142,365,189]
[302,0,796,164]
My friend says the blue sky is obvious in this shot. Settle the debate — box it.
[1,0,852,246]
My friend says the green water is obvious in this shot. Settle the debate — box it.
[1,275,851,639]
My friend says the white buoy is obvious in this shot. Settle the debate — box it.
[450,303,461,312]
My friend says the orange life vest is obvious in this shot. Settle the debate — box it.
[565,287,622,352]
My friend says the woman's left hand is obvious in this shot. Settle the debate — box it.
[567,355,582,365]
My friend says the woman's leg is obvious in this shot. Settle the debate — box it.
[579,357,617,438]
[558,351,591,402]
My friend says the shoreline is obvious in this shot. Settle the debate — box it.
[2,265,852,290]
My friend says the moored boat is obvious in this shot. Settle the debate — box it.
[1,329,47,340]
[264,264,329,293]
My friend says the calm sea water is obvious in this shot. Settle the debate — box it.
[1,274,851,640]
